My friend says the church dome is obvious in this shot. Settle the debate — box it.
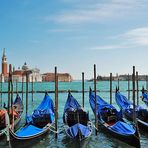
[22,62,29,70]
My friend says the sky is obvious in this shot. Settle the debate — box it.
[0,0,148,80]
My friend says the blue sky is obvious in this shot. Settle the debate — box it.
[0,0,148,79]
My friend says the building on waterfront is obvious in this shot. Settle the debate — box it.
[1,48,8,82]
[1,49,73,82]
[0,49,42,82]
[93,74,148,81]
[42,73,73,82]
[12,62,42,82]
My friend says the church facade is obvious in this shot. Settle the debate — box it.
[1,49,42,82]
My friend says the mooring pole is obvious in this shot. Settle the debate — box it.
[22,76,24,101]
[110,73,112,105]
[55,66,58,139]
[117,73,120,89]
[0,74,2,107]
[136,72,139,106]
[132,66,136,124]
[26,71,29,124]
[10,64,13,109]
[94,64,98,135]
[8,64,11,115]
[128,74,130,100]
[32,75,34,102]
[82,72,85,108]
[10,67,13,109]
[10,65,14,128]
[16,79,18,94]
[146,75,148,90]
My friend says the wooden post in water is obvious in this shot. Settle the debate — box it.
[16,79,18,94]
[32,75,34,102]
[146,75,148,90]
[94,64,98,135]
[128,74,130,100]
[0,74,2,107]
[10,64,13,108]
[136,72,139,106]
[82,72,85,108]
[26,71,29,124]
[10,69,13,109]
[10,65,14,131]
[132,66,136,124]
[22,76,24,101]
[110,73,112,105]
[117,73,120,89]
[55,67,58,139]
[8,64,11,115]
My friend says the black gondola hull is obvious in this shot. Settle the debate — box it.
[9,127,50,148]
[98,121,140,148]
[124,113,148,132]
[0,116,21,138]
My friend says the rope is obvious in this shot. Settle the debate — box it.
[0,129,6,136]
[88,121,98,131]
[49,127,58,134]
[47,124,59,134]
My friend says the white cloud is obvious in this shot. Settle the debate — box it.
[51,0,148,24]
[91,27,148,51]
[122,27,148,46]
[90,44,129,51]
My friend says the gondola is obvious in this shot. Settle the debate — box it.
[115,88,148,133]
[141,87,148,107]
[9,93,55,148]
[89,88,140,147]
[63,91,92,141]
[0,94,23,138]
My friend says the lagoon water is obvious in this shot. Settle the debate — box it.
[0,81,148,148]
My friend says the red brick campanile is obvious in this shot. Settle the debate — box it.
[2,48,7,75]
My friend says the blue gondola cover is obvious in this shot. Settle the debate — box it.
[89,90,136,136]
[32,94,54,125]
[16,125,44,137]
[64,93,81,112]
[142,93,148,106]
[110,121,135,135]
[66,123,91,138]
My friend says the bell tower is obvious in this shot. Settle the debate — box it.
[2,48,7,75]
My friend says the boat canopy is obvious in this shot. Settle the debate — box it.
[110,121,135,135]
[142,92,148,106]
[32,94,54,125]
[115,92,132,110]
[66,123,91,138]
[13,94,24,112]
[16,125,44,137]
[115,92,143,111]
[64,92,81,112]
[89,90,117,115]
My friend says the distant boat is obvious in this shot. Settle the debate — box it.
[115,89,148,133]
[63,91,92,141]
[89,88,140,147]
[0,94,23,138]
[9,93,55,148]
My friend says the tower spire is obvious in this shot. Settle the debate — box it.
[3,48,6,57]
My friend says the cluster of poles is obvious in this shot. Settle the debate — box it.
[0,64,58,139]
[93,65,141,135]
[0,64,146,139]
